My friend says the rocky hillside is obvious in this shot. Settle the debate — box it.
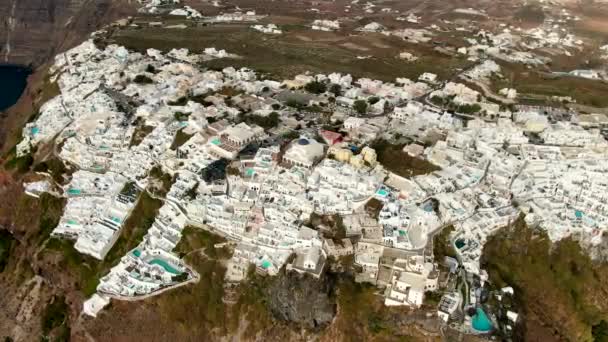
[481,217,608,342]
[0,0,136,67]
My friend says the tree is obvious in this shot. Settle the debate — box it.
[329,84,342,97]
[593,320,608,342]
[354,100,368,115]
[286,99,305,110]
[133,74,154,84]
[304,81,327,94]
[145,64,156,73]
[368,96,380,105]
[457,103,482,114]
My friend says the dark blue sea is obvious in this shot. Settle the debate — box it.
[0,65,31,111]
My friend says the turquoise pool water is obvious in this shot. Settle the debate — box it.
[261,260,271,269]
[211,138,221,145]
[149,258,181,274]
[575,210,583,219]
[472,308,492,332]
[246,168,255,177]
[30,127,40,135]
[455,239,466,249]
[67,188,81,195]
[376,189,388,196]
[111,216,121,223]
[133,249,141,258]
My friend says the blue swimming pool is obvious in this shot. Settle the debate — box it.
[472,308,492,332]
[67,188,81,195]
[149,258,181,274]
[376,189,388,196]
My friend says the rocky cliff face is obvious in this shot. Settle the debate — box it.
[0,0,136,67]
[265,270,337,330]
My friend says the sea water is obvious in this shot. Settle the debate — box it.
[0,65,30,111]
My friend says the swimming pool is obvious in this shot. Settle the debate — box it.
[376,189,388,196]
[67,188,81,195]
[149,258,182,274]
[472,308,492,332]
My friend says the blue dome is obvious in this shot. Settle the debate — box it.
[298,138,310,145]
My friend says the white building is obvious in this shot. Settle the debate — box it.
[282,137,325,169]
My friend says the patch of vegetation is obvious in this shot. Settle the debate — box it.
[33,157,70,184]
[113,25,471,83]
[495,62,608,108]
[133,74,154,84]
[41,295,70,341]
[424,290,443,306]
[304,81,327,94]
[185,182,199,200]
[282,130,300,140]
[364,198,384,219]
[0,230,14,273]
[514,4,545,24]
[371,139,440,177]
[153,227,232,338]
[45,238,101,296]
[173,226,229,260]
[105,192,162,265]
[4,152,34,174]
[129,122,155,147]
[433,225,456,260]
[367,96,380,105]
[481,216,608,341]
[593,320,608,342]
[148,166,176,197]
[430,95,481,114]
[329,84,342,97]
[229,267,276,338]
[456,103,482,114]
[286,98,306,110]
[170,129,194,150]
[31,194,66,246]
[173,111,190,122]
[240,112,280,129]
[309,213,347,240]
[353,100,368,115]
[332,277,408,341]
[189,92,214,106]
